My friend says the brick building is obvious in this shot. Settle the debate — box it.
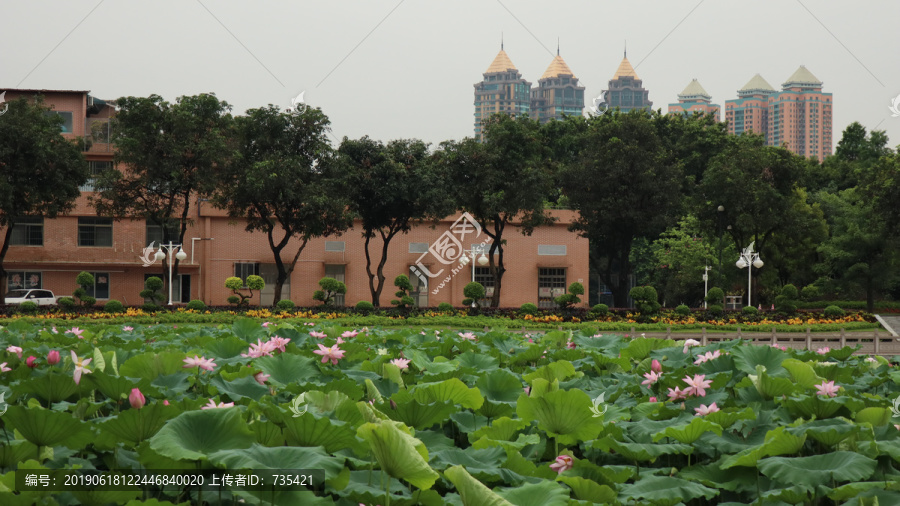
[2,89,589,308]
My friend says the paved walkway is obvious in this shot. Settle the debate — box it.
[876,315,900,337]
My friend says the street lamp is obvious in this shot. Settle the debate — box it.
[735,241,763,308]
[702,266,711,308]
[458,247,490,307]
[155,242,188,305]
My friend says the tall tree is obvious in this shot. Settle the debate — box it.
[561,110,682,306]
[214,105,351,304]
[90,93,233,282]
[0,98,90,299]
[338,137,451,306]
[440,114,555,307]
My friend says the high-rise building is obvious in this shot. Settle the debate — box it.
[604,52,652,112]
[667,79,720,120]
[725,74,776,138]
[769,66,833,162]
[529,51,585,123]
[473,44,532,140]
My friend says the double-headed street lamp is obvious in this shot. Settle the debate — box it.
[154,242,187,305]
[735,241,763,308]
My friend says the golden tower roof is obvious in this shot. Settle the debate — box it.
[485,49,517,73]
[540,55,576,79]
[612,57,639,80]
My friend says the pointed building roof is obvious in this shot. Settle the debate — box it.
[678,79,711,100]
[612,56,639,80]
[540,55,576,79]
[485,49,517,74]
[740,74,775,92]
[782,65,822,87]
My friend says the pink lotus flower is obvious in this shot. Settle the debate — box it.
[0,362,10,373]
[524,386,531,396]
[71,350,92,384]
[814,380,839,397]
[771,343,787,351]
[683,374,712,397]
[309,331,327,339]
[649,396,658,402]
[242,339,276,359]
[253,371,270,385]
[683,339,701,353]
[26,356,37,368]
[313,344,345,365]
[390,358,411,370]
[268,336,290,353]
[549,455,574,474]
[667,387,687,401]
[163,400,170,406]
[6,346,22,359]
[123,326,134,332]
[201,399,235,409]
[341,330,359,339]
[129,388,145,409]
[66,327,85,338]
[816,347,830,355]
[641,371,662,387]
[183,355,216,372]
[458,332,477,341]
[261,322,272,328]
[651,359,662,373]
[694,402,720,416]
[304,322,315,326]
[694,350,722,365]
[566,340,576,349]
[46,350,60,365]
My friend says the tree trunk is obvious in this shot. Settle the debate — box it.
[364,233,379,306]
[0,226,12,300]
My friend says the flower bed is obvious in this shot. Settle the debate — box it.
[1,320,900,504]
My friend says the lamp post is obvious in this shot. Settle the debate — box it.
[154,242,188,305]
[702,266,711,309]
[458,247,490,307]
[716,205,725,286]
[735,241,763,308]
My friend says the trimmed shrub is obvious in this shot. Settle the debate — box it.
[313,277,347,306]
[742,305,758,316]
[462,282,486,309]
[390,274,415,308]
[800,284,821,301]
[187,299,208,311]
[519,303,539,316]
[104,300,124,313]
[705,287,725,306]
[74,271,96,307]
[630,285,661,315]
[775,284,799,314]
[555,282,585,309]
[591,303,609,316]
[57,296,76,310]
[275,299,295,312]
[824,305,845,318]
[18,301,38,314]
[226,275,265,306]
[140,276,165,306]
[142,303,161,312]
[674,304,691,316]
[355,300,375,311]
[707,304,724,317]
[437,302,454,312]
[226,295,240,306]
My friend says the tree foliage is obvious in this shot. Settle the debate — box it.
[313,277,346,306]
[225,275,264,306]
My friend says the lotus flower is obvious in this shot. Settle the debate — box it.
[183,355,216,372]
[667,387,687,401]
[649,396,658,403]
[458,332,477,341]
[694,350,722,365]
[268,336,290,353]
[201,399,235,409]
[816,347,830,355]
[261,322,272,328]
[6,346,22,359]
[309,331,327,339]
[651,359,662,373]
[46,350,60,365]
[814,380,839,397]
[641,371,662,387]
[66,327,85,338]
[26,356,37,368]
[0,362,10,373]
[683,374,712,397]
[129,388,145,409]
[313,344,345,365]
[253,371,270,385]
[694,402,720,416]
[390,358,411,370]
[242,339,276,358]
[567,340,576,349]
[341,330,359,339]
[549,454,574,474]
[70,351,92,384]
[683,339,701,353]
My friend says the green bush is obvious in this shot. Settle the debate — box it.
[226,295,240,306]
[226,275,265,306]
[775,284,799,314]
[103,300,124,313]
[186,299,208,311]
[674,304,690,316]
[706,287,724,306]
[313,277,347,306]
[390,274,415,308]
[591,303,609,316]
[140,276,165,306]
[18,301,38,314]
[275,299,295,312]
[800,284,821,301]
[629,285,661,315]
[823,305,845,318]
[707,304,724,317]
[554,282,585,309]
[57,297,76,310]
[437,302,454,312]
[355,300,375,311]
[519,303,539,316]
[462,282,486,309]
[74,271,96,307]
[742,305,758,315]
[141,303,161,312]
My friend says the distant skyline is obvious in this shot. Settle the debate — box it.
[4,1,899,152]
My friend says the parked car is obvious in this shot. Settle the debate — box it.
[4,289,59,305]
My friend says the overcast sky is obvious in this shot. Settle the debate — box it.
[4,1,900,151]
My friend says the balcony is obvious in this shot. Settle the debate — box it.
[83,118,113,153]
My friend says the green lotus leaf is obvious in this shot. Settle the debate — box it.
[123,500,190,506]
[721,426,806,469]
[282,411,363,454]
[496,479,570,506]
[430,447,509,483]
[382,362,405,387]
[98,401,178,445]
[69,490,141,505]
[855,406,892,426]
[621,337,674,361]
[758,451,876,489]
[796,418,859,446]
[148,407,254,461]
[342,469,414,504]
[3,405,93,448]
[301,390,353,414]
[151,372,192,395]
[357,420,439,490]
[840,490,900,506]
[476,369,525,403]
[678,461,758,493]
[205,335,254,359]
[592,353,630,372]
[593,436,692,462]
[478,399,515,419]
[471,433,541,451]
[781,394,862,419]
[748,364,796,399]
[85,370,146,402]
[760,485,813,504]
[731,344,787,376]
[516,388,603,445]
[118,351,186,380]
[828,481,886,501]
[508,344,545,365]
[91,347,106,373]
[256,353,319,385]
[782,358,825,388]
[704,407,755,428]
[556,476,617,504]
[411,378,484,410]
[444,465,514,506]
[208,374,269,402]
[652,416,723,444]
[457,351,499,371]
[208,443,344,476]
[523,361,578,384]
[383,397,458,430]
[406,349,458,375]
[231,317,266,343]
[0,440,38,469]
[471,417,530,442]
[619,475,718,506]
[12,372,79,404]
[251,420,284,446]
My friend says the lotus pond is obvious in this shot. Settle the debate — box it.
[1,320,900,505]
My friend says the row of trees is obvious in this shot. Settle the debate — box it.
[2,94,899,309]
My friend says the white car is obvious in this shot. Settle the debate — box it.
[4,289,59,306]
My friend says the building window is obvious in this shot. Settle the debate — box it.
[473,266,495,304]
[79,161,113,192]
[10,217,44,246]
[7,271,42,291]
[325,241,345,252]
[409,266,428,307]
[84,272,110,299]
[324,265,345,307]
[78,217,113,247]
[538,268,566,308]
[234,263,260,286]
[46,111,74,133]
[408,242,429,254]
[146,219,181,246]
